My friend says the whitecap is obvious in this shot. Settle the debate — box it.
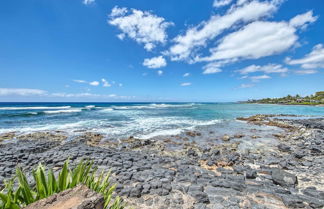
[43,109,82,114]
[84,105,96,109]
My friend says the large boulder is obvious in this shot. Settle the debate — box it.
[271,168,298,188]
[24,185,104,209]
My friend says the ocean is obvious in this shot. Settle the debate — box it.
[0,102,323,140]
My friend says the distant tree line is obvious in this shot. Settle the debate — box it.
[243,91,324,105]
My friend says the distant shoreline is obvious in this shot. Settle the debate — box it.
[240,102,324,107]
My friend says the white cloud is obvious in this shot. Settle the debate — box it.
[183,73,190,77]
[197,10,317,64]
[286,44,324,69]
[202,62,222,74]
[101,79,111,87]
[236,0,248,6]
[110,6,127,17]
[143,56,167,69]
[240,83,255,88]
[108,7,173,51]
[0,88,47,96]
[83,0,95,5]
[74,79,114,87]
[289,11,317,29]
[237,64,288,74]
[250,74,271,82]
[117,33,125,40]
[167,1,277,61]
[295,69,318,75]
[199,21,298,62]
[181,82,192,86]
[213,0,232,8]
[89,81,100,86]
[157,70,163,76]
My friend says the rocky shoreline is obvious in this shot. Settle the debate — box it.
[0,115,323,209]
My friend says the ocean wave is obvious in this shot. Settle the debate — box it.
[136,128,184,139]
[0,106,71,110]
[149,103,196,108]
[0,120,91,134]
[100,108,114,112]
[0,112,40,118]
[112,103,196,110]
[43,109,82,114]
[84,105,96,110]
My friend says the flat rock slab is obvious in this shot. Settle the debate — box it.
[24,185,104,209]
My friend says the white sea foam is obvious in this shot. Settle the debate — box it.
[100,108,114,112]
[136,128,184,139]
[43,109,82,114]
[0,106,71,110]
[84,105,96,109]
[0,120,91,134]
[112,103,195,110]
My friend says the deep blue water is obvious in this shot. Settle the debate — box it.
[0,102,323,139]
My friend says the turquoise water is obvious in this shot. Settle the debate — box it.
[0,103,323,139]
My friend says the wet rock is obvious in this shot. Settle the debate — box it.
[186,131,201,137]
[271,168,297,187]
[189,191,210,203]
[278,143,291,152]
[187,148,198,157]
[222,134,230,141]
[17,132,67,141]
[302,187,324,199]
[246,170,257,179]
[294,150,306,159]
[234,134,245,138]
[0,132,15,141]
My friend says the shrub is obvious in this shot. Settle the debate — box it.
[0,159,125,209]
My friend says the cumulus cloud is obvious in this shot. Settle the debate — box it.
[110,6,127,17]
[74,79,115,87]
[202,62,222,74]
[0,88,47,96]
[167,1,277,61]
[285,44,324,69]
[213,0,232,8]
[197,10,317,64]
[199,21,298,62]
[108,6,173,51]
[289,11,317,29]
[157,70,163,76]
[237,64,288,74]
[180,82,192,86]
[236,0,248,6]
[83,0,95,5]
[250,74,271,82]
[295,69,318,75]
[183,73,190,77]
[143,56,167,68]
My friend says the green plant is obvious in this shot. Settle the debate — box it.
[0,159,125,209]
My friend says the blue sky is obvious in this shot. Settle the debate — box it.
[0,0,323,102]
